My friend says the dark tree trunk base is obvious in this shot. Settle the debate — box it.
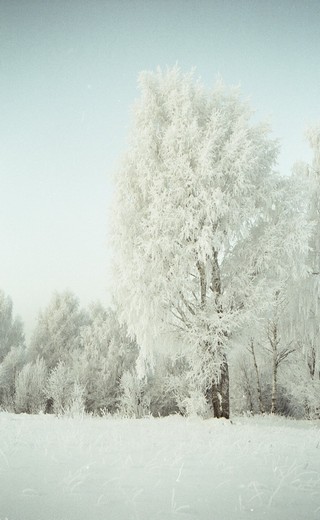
[209,356,230,419]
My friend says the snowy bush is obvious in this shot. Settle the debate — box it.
[46,361,75,415]
[62,381,86,418]
[179,389,211,418]
[119,370,150,418]
[146,355,187,416]
[286,356,320,419]
[46,361,87,417]
[14,357,48,414]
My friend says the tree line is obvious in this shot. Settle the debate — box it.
[0,280,319,419]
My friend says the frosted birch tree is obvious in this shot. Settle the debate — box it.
[301,125,320,381]
[288,125,320,416]
[112,68,309,418]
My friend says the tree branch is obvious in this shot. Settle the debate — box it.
[179,291,196,316]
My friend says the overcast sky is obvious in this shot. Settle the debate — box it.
[1,0,319,339]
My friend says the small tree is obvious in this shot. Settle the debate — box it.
[266,321,295,415]
[112,68,309,418]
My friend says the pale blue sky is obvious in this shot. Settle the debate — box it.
[1,0,319,339]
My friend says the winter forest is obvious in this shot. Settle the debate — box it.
[1,68,320,421]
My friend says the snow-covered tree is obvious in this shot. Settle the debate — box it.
[0,346,26,410]
[146,354,188,416]
[78,303,138,413]
[46,361,74,415]
[119,370,150,418]
[28,291,87,370]
[46,361,85,416]
[14,357,48,414]
[112,68,309,418]
[0,290,24,363]
[299,126,320,374]
[231,337,300,418]
[264,294,295,414]
[287,125,320,416]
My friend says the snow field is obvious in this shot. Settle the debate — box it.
[0,413,319,520]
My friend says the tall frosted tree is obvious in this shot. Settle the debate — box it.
[287,125,320,416]
[112,68,309,418]
[304,126,320,382]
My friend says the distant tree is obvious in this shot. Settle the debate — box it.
[0,290,24,363]
[0,346,26,410]
[112,68,309,418]
[28,291,87,370]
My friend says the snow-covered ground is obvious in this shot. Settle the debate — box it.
[0,413,319,520]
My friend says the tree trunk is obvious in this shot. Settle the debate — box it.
[250,339,265,414]
[271,362,277,414]
[211,355,230,419]
[196,260,206,309]
[270,324,278,414]
[208,249,229,418]
[196,249,230,418]
[307,346,316,379]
